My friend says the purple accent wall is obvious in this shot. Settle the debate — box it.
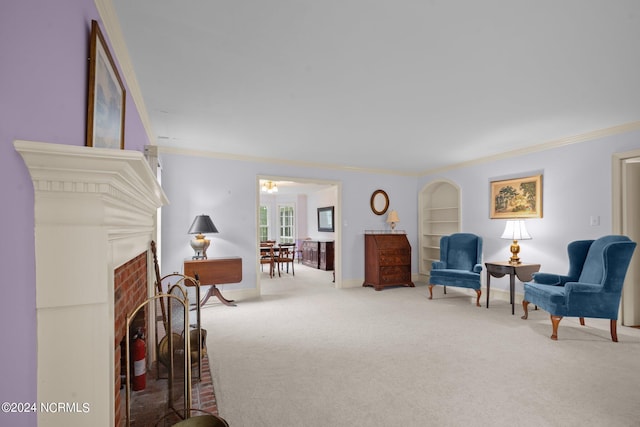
[0,2,150,425]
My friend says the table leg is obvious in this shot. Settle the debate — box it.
[510,273,515,315]
[200,285,236,307]
[486,271,491,308]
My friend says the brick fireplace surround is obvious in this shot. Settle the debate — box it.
[114,251,148,425]
[16,141,169,427]
[113,254,221,426]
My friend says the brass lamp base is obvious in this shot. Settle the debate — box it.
[508,240,521,265]
[190,234,210,259]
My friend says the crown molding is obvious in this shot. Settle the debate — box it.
[94,0,156,145]
[157,120,640,178]
[157,145,420,177]
[420,121,640,176]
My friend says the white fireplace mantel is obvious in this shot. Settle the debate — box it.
[15,140,168,427]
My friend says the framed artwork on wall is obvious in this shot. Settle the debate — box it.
[86,20,126,149]
[317,206,335,232]
[490,174,543,219]
[370,189,389,215]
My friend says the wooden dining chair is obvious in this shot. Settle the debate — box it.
[276,243,296,277]
[259,244,275,278]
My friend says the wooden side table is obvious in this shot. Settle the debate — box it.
[485,261,540,315]
[184,257,242,307]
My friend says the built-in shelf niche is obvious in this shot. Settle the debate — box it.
[418,180,461,280]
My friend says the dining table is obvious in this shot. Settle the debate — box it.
[260,244,296,277]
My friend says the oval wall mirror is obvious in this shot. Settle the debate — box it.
[370,189,389,215]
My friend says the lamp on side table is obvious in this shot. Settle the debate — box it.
[188,214,218,259]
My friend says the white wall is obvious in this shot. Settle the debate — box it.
[159,152,418,290]
[297,194,308,239]
[307,186,338,241]
[419,129,640,295]
[159,129,640,296]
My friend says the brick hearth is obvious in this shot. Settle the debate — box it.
[122,355,220,426]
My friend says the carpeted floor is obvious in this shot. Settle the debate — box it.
[201,264,640,427]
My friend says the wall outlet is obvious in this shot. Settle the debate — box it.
[590,215,600,226]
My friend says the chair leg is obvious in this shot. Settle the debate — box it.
[521,300,529,320]
[474,289,481,307]
[579,317,585,326]
[610,319,618,342]
[550,315,562,340]
[428,285,433,300]
[444,286,447,295]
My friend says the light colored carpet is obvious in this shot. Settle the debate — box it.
[201,264,640,427]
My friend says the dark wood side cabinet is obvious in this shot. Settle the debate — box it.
[363,233,414,291]
[302,240,334,271]
[302,240,317,268]
[319,241,334,270]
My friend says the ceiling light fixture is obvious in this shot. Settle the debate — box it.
[261,181,278,193]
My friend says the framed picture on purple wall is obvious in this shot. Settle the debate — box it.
[86,20,125,149]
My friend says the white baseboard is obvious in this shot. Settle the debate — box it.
[340,278,362,288]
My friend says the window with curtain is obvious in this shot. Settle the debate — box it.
[279,205,295,243]
[259,205,269,242]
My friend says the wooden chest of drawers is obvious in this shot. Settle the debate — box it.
[363,233,414,291]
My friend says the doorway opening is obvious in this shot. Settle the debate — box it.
[613,150,640,326]
[256,176,341,294]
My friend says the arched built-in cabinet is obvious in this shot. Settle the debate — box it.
[418,180,461,280]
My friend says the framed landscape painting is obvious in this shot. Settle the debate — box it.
[490,174,543,219]
[86,20,125,149]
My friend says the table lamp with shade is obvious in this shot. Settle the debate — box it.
[501,220,531,264]
[188,214,218,259]
[386,210,400,231]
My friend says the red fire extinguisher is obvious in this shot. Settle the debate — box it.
[132,328,146,391]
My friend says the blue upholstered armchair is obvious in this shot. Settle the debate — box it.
[522,235,636,341]
[428,233,483,306]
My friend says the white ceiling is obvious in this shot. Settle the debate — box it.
[112,1,640,174]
